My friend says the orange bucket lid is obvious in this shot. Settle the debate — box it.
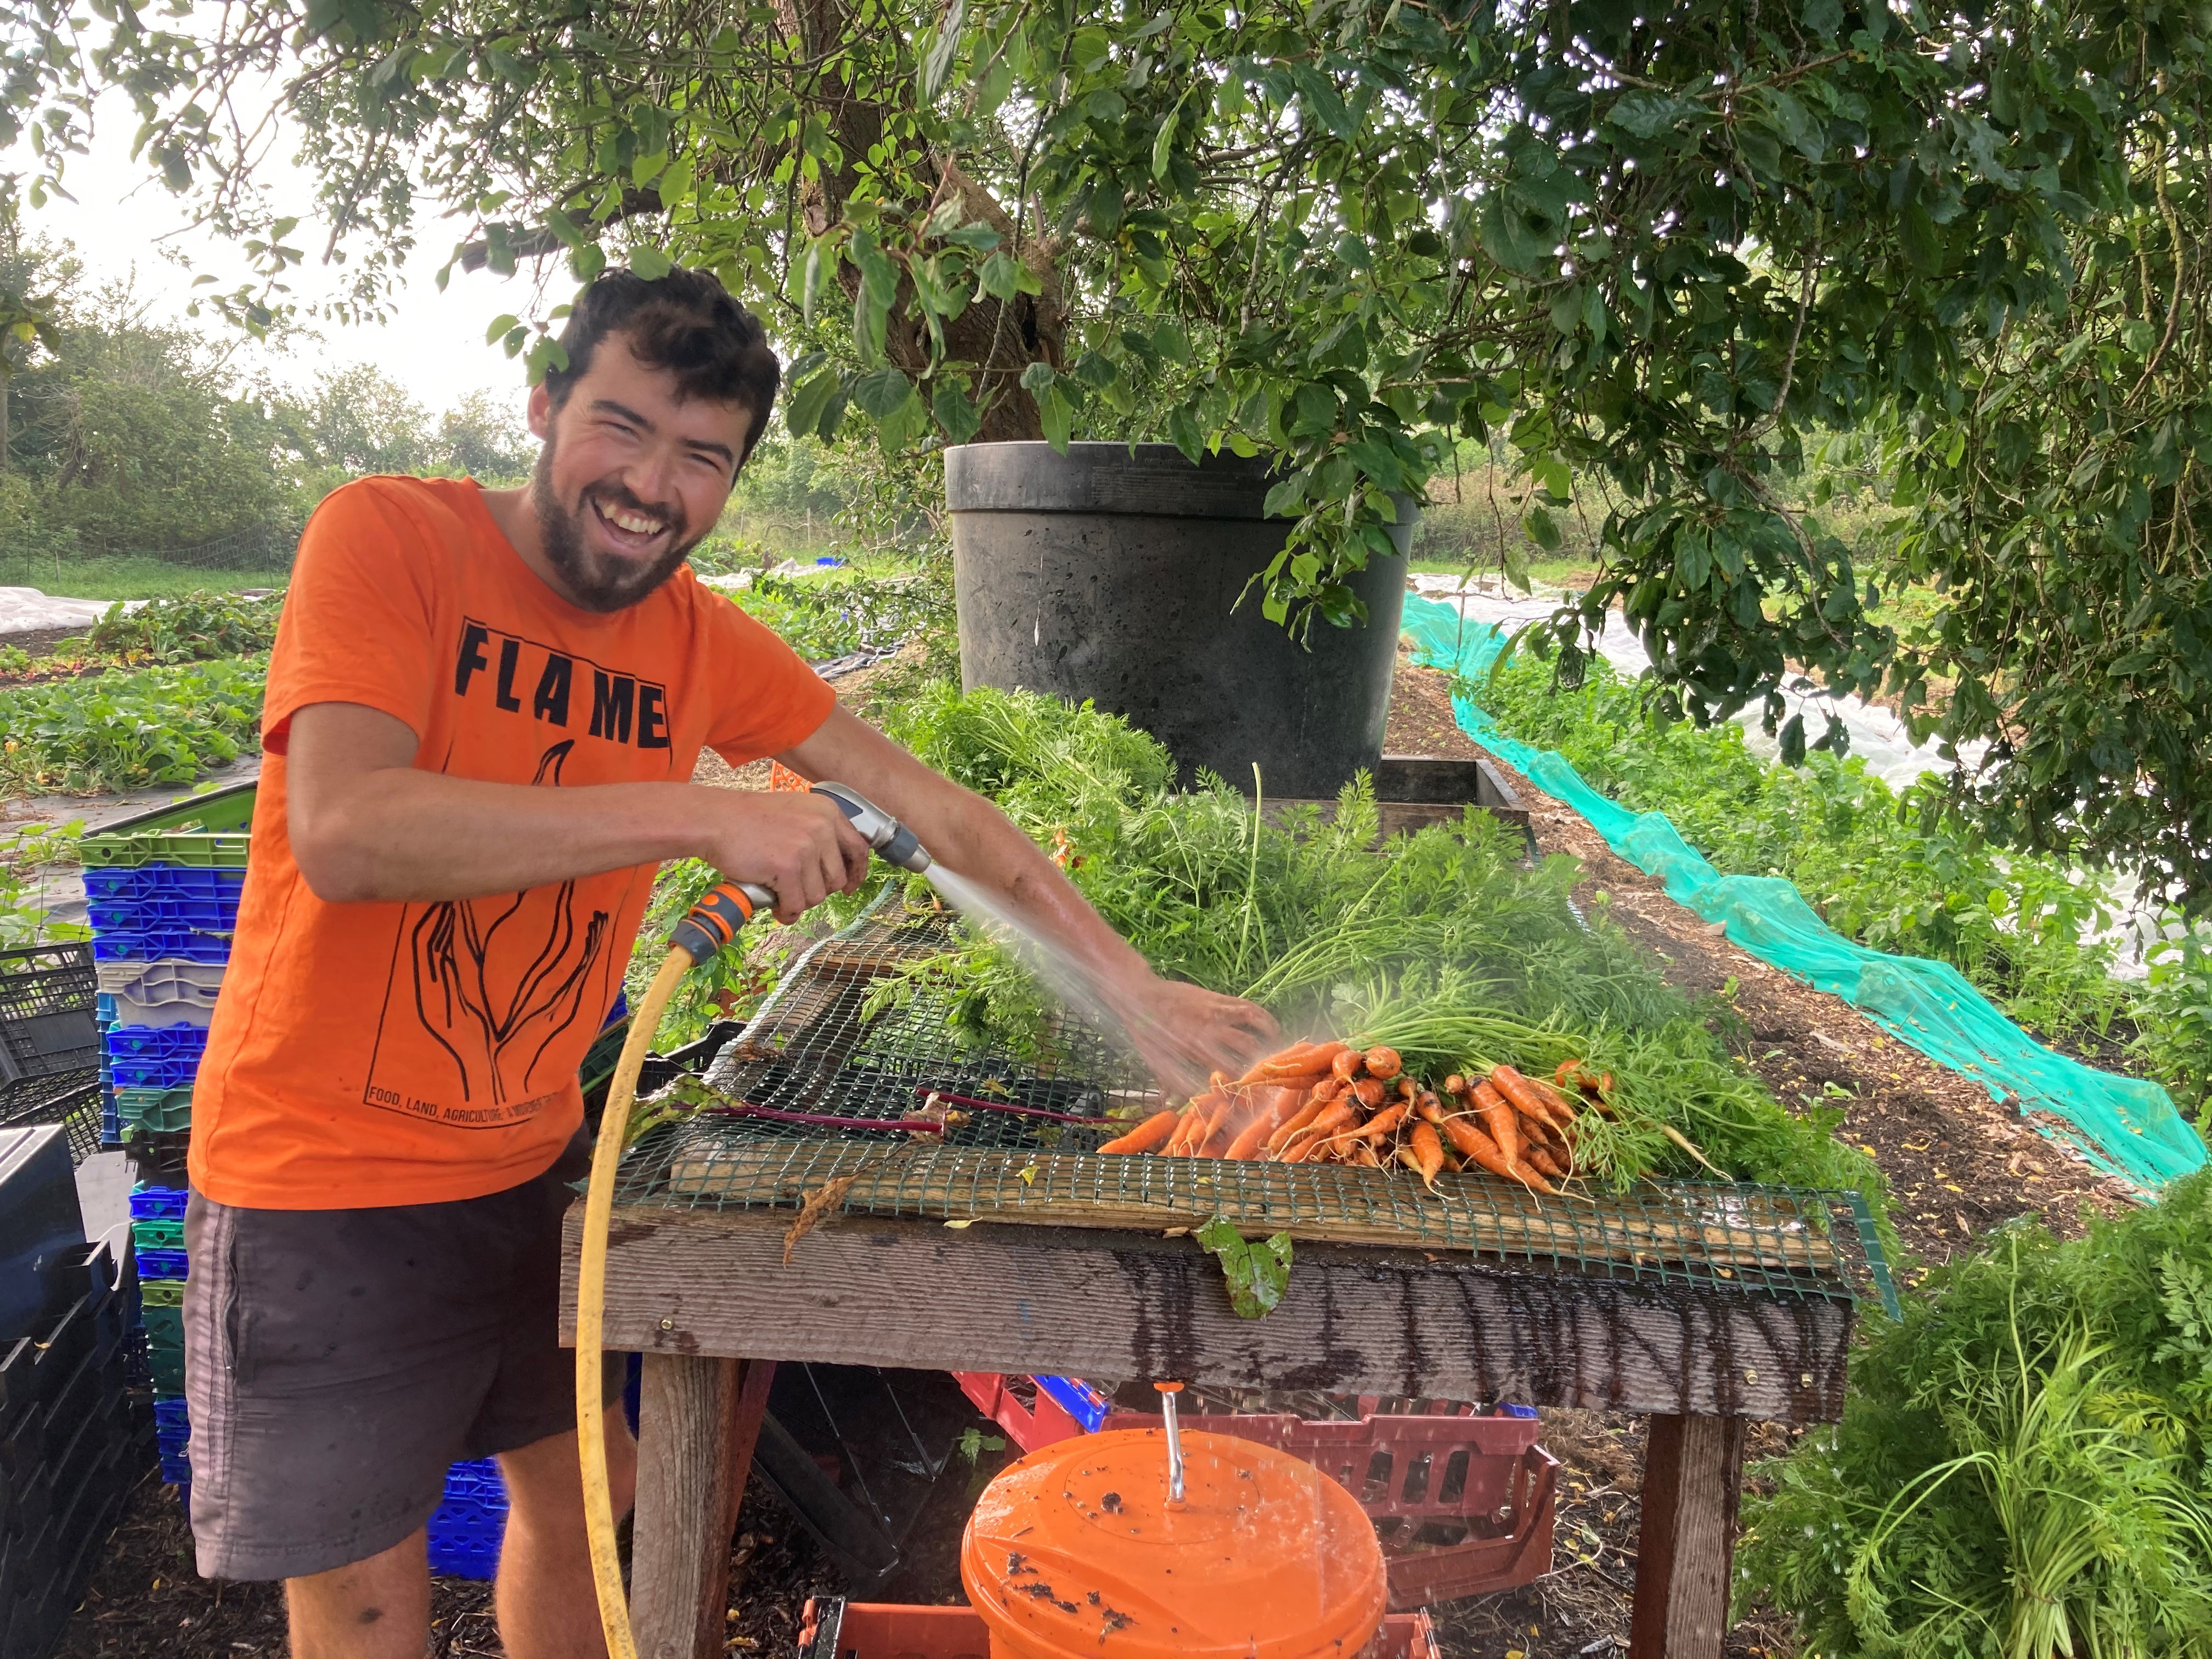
[960,1427,1386,1659]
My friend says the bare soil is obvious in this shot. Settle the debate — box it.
[1,625,91,658]
[59,646,2143,1659]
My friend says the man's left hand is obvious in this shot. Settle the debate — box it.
[1111,976,1282,1097]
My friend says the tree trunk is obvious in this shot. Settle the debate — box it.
[779,0,1062,441]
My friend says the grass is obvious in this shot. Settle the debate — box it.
[1407,554,1599,586]
[0,557,290,600]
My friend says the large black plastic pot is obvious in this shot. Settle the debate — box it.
[945,442,1411,798]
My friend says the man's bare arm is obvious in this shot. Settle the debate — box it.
[285,701,868,918]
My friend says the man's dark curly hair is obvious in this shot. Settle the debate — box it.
[543,267,781,464]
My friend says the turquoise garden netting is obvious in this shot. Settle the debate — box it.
[1401,595,2207,1191]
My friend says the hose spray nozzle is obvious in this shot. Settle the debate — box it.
[670,782,931,963]
[811,781,933,875]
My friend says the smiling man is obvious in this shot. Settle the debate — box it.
[182,268,1277,1659]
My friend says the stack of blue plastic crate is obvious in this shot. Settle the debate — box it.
[426,1459,511,1579]
[83,866,245,964]
[131,1186,191,1497]
[85,866,237,1147]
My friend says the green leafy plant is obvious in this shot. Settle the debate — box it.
[1464,646,2140,1057]
[0,657,267,794]
[730,567,952,664]
[0,821,87,947]
[1741,1173,2212,1658]
[1195,1216,1293,1319]
[79,590,284,665]
[2134,924,2212,1126]
[873,681,1889,1215]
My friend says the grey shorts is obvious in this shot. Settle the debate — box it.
[182,1132,611,1581]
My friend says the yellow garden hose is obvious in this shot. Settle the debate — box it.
[573,785,935,1654]
[577,883,768,1659]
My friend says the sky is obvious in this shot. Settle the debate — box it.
[13,88,557,420]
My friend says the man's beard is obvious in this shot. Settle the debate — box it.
[529,437,701,613]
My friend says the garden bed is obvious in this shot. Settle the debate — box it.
[48,644,2160,1659]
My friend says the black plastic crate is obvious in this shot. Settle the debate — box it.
[0,946,97,1091]
[0,1071,100,1169]
[0,1243,147,1659]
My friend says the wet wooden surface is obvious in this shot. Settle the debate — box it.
[560,1205,1853,1421]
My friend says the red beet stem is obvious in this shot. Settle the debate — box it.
[912,1086,1116,1127]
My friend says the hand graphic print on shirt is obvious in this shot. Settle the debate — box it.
[364,735,612,1126]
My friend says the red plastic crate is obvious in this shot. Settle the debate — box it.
[950,1373,1098,1452]
[948,1376,1555,1611]
[799,1598,1442,1659]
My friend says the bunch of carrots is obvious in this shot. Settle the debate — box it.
[1096,1039,1618,1197]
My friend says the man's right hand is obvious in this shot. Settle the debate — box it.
[698,787,872,923]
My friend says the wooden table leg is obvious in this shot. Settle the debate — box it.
[720,1359,777,1538]
[633,1353,744,1659]
[1628,1413,1746,1659]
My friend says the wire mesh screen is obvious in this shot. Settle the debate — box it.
[686,887,1157,1144]
[615,888,1895,1313]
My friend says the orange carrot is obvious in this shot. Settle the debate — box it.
[1470,1081,1523,1174]
[1492,1065,1577,1133]
[1521,1142,1566,1180]
[1351,1076,1386,1110]
[1408,1120,1445,1190]
[1193,1084,1255,1156]
[1434,1092,1555,1195]
[1318,1099,1408,1155]
[1363,1045,1402,1080]
[1280,1101,1359,1162]
[1518,1109,1566,1153]
[1265,1091,1330,1155]
[1417,1098,1518,1184]
[1331,1047,1364,1082]
[1522,1111,1573,1175]
[1098,1109,1177,1155]
[1234,1040,1348,1086]
[1165,1093,1220,1155]
[1344,1138,1382,1167]
[1531,1072,1586,1123]
[1226,1086,1303,1160]
[1249,1038,1320,1068]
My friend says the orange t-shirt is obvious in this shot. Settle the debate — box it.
[189,477,837,1209]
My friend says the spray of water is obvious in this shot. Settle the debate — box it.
[920,864,1239,1096]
